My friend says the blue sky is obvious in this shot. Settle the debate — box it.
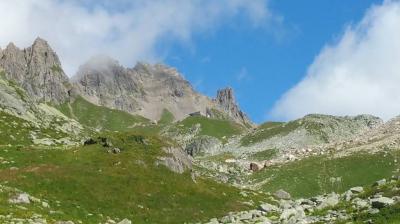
[164,0,382,123]
[3,0,400,123]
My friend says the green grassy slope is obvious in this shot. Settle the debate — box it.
[240,121,298,146]
[251,151,400,198]
[177,116,244,141]
[58,97,149,132]
[0,132,257,223]
[158,109,175,124]
[0,111,35,145]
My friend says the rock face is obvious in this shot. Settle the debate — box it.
[73,57,252,125]
[0,38,70,103]
[0,38,253,126]
[157,147,193,174]
[73,58,213,121]
[185,136,222,157]
[213,87,253,126]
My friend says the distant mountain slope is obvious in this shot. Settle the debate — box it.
[239,114,382,151]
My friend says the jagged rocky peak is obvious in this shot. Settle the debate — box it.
[214,87,253,126]
[0,37,70,104]
[73,55,142,113]
[134,62,183,79]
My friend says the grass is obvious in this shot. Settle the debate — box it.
[0,110,72,146]
[51,65,64,73]
[240,121,299,146]
[158,109,175,124]
[249,148,278,161]
[251,151,400,198]
[0,132,256,223]
[0,111,33,145]
[58,96,149,132]
[177,116,244,142]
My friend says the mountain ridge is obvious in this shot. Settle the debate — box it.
[0,38,253,127]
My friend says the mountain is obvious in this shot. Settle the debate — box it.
[72,56,253,126]
[1,37,400,224]
[0,38,252,127]
[239,114,383,150]
[0,38,70,104]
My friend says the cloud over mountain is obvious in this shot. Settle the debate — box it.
[270,1,400,121]
[0,0,271,76]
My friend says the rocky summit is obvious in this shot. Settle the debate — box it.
[73,56,252,125]
[0,38,70,104]
[0,37,400,224]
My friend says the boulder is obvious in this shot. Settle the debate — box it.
[259,203,279,213]
[372,179,386,187]
[350,186,364,194]
[185,136,221,157]
[274,189,291,200]
[84,138,97,145]
[207,218,219,224]
[9,193,30,204]
[352,198,369,209]
[370,197,394,209]
[317,193,339,210]
[117,219,131,224]
[108,147,121,154]
[250,162,263,172]
[280,206,305,223]
[156,147,193,174]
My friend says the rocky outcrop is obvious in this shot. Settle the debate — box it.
[0,38,70,104]
[157,147,193,174]
[213,87,253,127]
[185,136,222,157]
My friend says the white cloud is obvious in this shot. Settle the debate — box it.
[0,0,271,76]
[270,0,400,121]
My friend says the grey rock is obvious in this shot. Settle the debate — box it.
[274,189,291,200]
[350,186,364,194]
[108,147,121,154]
[259,203,279,213]
[0,38,70,104]
[370,197,394,208]
[212,87,253,126]
[280,206,305,222]
[367,208,380,214]
[207,218,219,224]
[353,198,369,209]
[317,193,339,210]
[373,179,386,187]
[185,136,221,157]
[73,59,252,126]
[392,196,400,203]
[117,219,131,224]
[238,211,253,220]
[157,147,193,174]
[8,193,30,204]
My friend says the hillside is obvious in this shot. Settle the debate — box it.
[0,37,399,223]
